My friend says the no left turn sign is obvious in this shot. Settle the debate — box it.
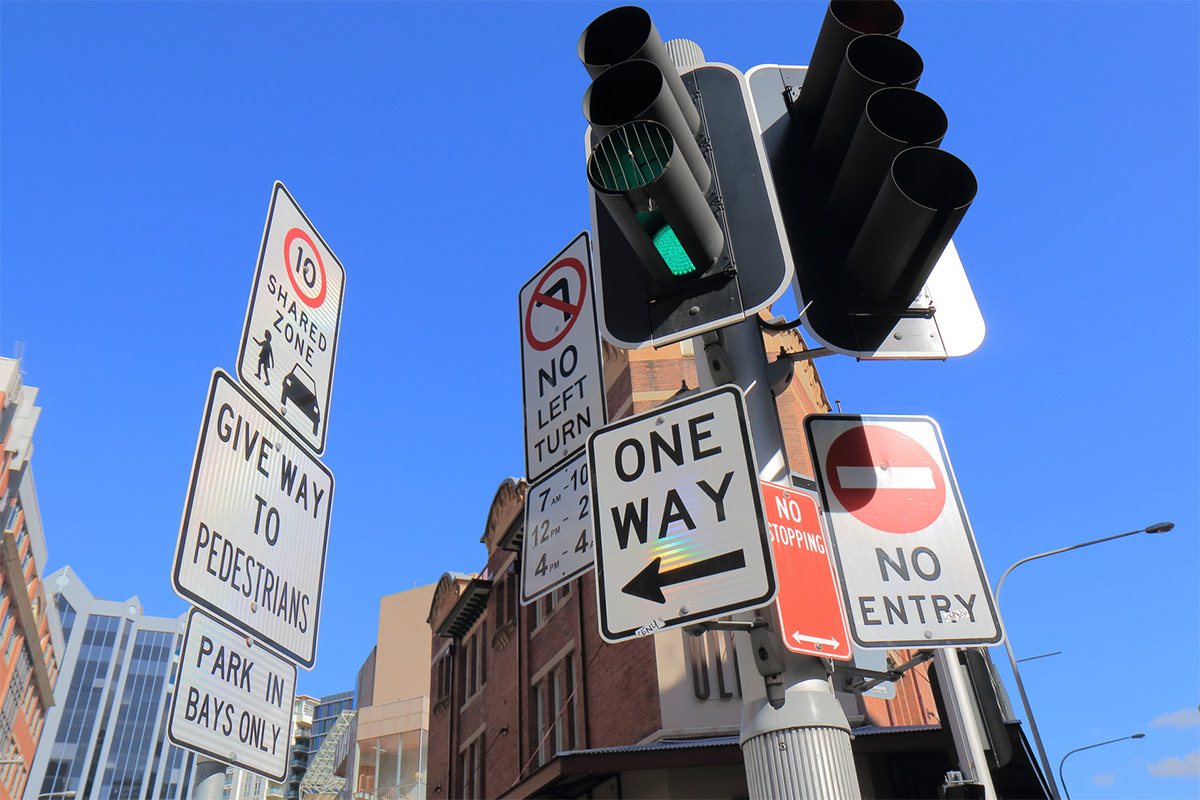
[520,233,606,484]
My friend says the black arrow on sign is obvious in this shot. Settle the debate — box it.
[622,550,747,604]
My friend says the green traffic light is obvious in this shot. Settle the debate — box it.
[589,120,702,279]
[651,223,697,276]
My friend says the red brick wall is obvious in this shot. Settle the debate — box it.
[425,320,934,798]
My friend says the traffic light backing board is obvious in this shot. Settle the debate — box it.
[747,64,985,360]
[589,64,793,350]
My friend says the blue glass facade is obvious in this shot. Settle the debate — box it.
[29,567,196,800]
[98,629,176,797]
[40,614,122,795]
[308,691,354,761]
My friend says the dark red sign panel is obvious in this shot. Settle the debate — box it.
[761,481,852,661]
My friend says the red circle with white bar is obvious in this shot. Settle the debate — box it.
[524,258,587,352]
[826,425,946,533]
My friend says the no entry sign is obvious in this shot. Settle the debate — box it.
[588,386,775,643]
[761,481,852,661]
[806,415,1000,648]
[520,232,606,483]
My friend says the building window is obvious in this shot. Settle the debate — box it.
[459,622,487,704]
[497,568,517,629]
[432,645,454,716]
[458,732,485,800]
[531,654,579,766]
[532,585,571,630]
[0,605,11,652]
[3,626,17,663]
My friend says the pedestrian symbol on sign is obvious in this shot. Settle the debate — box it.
[253,330,274,386]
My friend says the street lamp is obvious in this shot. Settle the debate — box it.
[1058,733,1145,799]
[35,791,77,799]
[993,522,1174,800]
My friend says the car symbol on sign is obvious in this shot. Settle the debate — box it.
[281,364,321,435]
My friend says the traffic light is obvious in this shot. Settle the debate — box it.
[747,0,983,359]
[580,6,793,349]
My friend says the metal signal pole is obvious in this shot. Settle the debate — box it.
[694,320,861,799]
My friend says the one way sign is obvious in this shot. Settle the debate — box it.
[588,386,776,642]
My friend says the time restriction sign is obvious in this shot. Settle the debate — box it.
[521,450,594,604]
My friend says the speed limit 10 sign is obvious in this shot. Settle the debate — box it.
[238,181,345,456]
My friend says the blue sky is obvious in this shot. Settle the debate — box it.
[2,1,1196,797]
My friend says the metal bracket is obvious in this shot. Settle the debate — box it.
[684,618,785,679]
[940,770,985,799]
[837,649,935,694]
[684,619,760,636]
[776,345,835,363]
[701,338,736,385]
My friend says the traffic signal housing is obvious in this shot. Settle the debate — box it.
[580,6,793,349]
[747,0,984,359]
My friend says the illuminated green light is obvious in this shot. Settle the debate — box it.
[652,224,697,277]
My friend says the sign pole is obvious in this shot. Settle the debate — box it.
[934,649,998,797]
[693,319,861,799]
[189,758,226,799]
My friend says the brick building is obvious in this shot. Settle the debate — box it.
[425,330,1044,798]
[0,358,63,800]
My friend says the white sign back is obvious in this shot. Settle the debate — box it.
[168,609,297,782]
[238,181,345,455]
[520,232,606,482]
[172,370,333,668]
[588,386,776,642]
[805,414,1001,648]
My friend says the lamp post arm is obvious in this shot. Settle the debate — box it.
[995,527,1152,602]
[1057,735,1143,800]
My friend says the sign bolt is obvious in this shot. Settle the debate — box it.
[924,630,933,639]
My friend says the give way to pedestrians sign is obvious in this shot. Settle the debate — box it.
[805,414,1001,649]
[172,370,333,669]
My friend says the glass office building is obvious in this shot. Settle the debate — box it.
[308,691,354,762]
[28,566,197,799]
